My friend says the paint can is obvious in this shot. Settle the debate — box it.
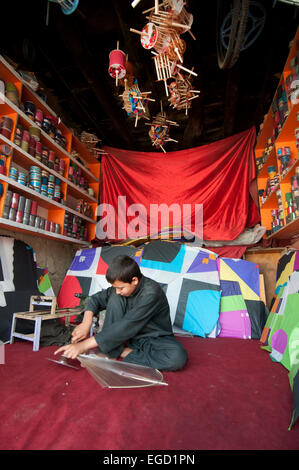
[48,150,55,169]
[24,101,35,120]
[34,216,40,228]
[35,141,42,161]
[5,82,19,106]
[17,171,27,186]
[34,109,43,127]
[0,159,6,175]
[54,128,63,146]
[16,195,25,223]
[28,136,36,156]
[11,192,19,209]
[29,214,36,226]
[30,200,38,215]
[8,207,16,221]
[59,159,65,175]
[24,198,32,214]
[29,166,41,193]
[29,126,41,142]
[9,166,18,181]
[41,147,49,166]
[0,144,11,156]
[22,213,29,225]
[14,125,23,146]
[45,220,51,231]
[39,218,45,230]
[42,115,52,134]
[0,116,13,139]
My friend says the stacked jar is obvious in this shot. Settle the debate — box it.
[41,170,49,197]
[64,212,87,240]
[5,83,19,106]
[0,143,10,175]
[68,162,89,191]
[0,116,14,139]
[2,189,60,233]
[29,166,41,193]
[54,177,61,202]
[47,174,54,199]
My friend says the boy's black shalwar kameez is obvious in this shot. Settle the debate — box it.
[85,275,188,371]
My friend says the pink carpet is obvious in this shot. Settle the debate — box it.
[1,336,298,450]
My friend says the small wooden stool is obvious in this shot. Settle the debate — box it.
[10,295,83,351]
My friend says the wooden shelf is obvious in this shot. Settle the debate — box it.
[276,102,299,143]
[0,55,100,244]
[255,26,299,241]
[1,95,100,183]
[0,218,89,245]
[0,174,96,223]
[266,217,299,240]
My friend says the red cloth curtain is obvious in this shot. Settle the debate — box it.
[100,127,260,242]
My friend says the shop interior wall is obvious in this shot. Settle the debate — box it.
[0,228,77,296]
[244,249,284,309]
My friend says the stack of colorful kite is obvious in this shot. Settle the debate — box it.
[260,249,299,429]
[57,240,265,342]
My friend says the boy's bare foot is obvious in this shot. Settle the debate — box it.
[120,347,133,358]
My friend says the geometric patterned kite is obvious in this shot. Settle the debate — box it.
[217,258,264,339]
[57,240,264,341]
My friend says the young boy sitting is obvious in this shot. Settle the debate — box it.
[55,254,188,371]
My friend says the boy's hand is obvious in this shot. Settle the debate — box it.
[54,335,98,359]
[54,342,87,359]
[71,323,91,343]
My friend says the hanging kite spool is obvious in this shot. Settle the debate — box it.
[166,32,186,63]
[131,22,172,54]
[108,42,126,86]
[147,108,179,152]
[120,78,154,127]
[148,3,196,39]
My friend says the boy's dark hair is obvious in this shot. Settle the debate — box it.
[106,255,142,284]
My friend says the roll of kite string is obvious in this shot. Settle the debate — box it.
[108,43,126,86]
[131,23,171,54]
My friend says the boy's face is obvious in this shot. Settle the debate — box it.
[112,277,139,297]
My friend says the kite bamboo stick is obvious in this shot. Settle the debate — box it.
[188,29,196,40]
[175,63,198,77]
[131,0,142,7]
[154,57,161,80]
[130,28,144,35]
[174,47,183,63]
[142,2,165,14]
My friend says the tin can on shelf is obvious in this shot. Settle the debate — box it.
[9,166,18,181]
[29,214,36,226]
[41,147,49,166]
[14,125,23,146]
[24,101,35,120]
[30,200,38,216]
[8,207,16,221]
[34,109,43,127]
[39,218,45,230]
[45,220,51,231]
[11,192,20,209]
[42,115,52,134]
